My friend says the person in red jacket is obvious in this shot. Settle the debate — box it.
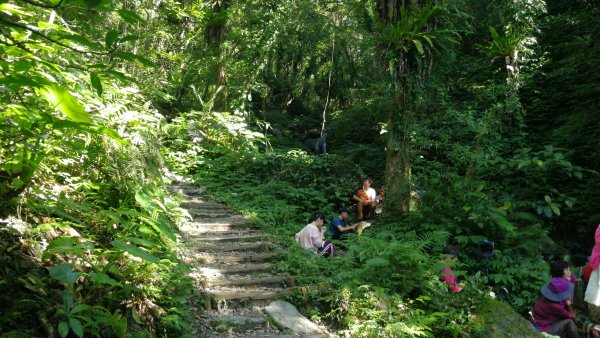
[531,260,579,338]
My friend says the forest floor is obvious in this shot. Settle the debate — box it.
[169,182,330,338]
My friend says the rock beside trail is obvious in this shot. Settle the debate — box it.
[471,298,542,337]
[264,300,321,335]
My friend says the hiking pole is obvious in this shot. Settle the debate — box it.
[478,240,495,277]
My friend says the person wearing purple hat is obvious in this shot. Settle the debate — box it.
[531,260,579,337]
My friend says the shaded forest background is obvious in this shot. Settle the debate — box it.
[1,0,599,336]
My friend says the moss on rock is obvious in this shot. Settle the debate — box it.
[471,298,542,337]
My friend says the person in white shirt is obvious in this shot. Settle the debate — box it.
[352,178,377,221]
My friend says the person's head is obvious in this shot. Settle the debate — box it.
[541,277,574,303]
[363,178,373,189]
[442,245,459,261]
[310,211,326,227]
[339,207,349,220]
[550,260,571,280]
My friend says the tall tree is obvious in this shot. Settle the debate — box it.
[376,0,454,216]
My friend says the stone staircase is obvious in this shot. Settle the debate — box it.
[169,183,327,338]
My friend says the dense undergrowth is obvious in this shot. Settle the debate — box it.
[162,108,583,336]
[0,2,194,336]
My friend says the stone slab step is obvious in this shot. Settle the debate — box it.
[180,200,229,209]
[209,315,267,333]
[238,335,328,338]
[183,208,232,218]
[188,241,274,252]
[205,275,293,287]
[194,234,268,243]
[198,263,274,275]
[208,288,295,301]
[195,252,279,264]
[168,185,206,195]
[180,222,252,232]
[185,227,255,236]
[185,216,248,225]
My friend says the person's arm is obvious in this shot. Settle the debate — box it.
[309,226,323,248]
[337,224,357,232]
[551,301,574,318]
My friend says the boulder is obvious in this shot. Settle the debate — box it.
[471,298,542,337]
[264,300,321,334]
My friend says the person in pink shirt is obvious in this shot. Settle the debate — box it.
[531,260,579,338]
[295,211,333,256]
[440,245,464,293]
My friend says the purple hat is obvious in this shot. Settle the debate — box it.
[540,277,574,302]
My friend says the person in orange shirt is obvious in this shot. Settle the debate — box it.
[352,178,377,221]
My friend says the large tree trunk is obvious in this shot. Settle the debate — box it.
[205,0,231,112]
[377,0,422,218]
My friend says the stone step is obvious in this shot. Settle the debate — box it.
[187,241,274,252]
[195,252,279,264]
[198,263,275,276]
[193,234,269,243]
[238,335,328,338]
[168,185,206,195]
[208,287,295,301]
[187,211,235,219]
[179,223,253,236]
[209,315,267,333]
[180,200,229,209]
[185,216,248,225]
[205,275,293,288]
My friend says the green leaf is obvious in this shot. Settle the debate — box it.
[0,3,32,17]
[154,219,176,242]
[88,272,121,287]
[44,236,94,259]
[37,85,91,123]
[113,51,154,67]
[49,264,81,284]
[62,290,74,308]
[140,217,176,242]
[125,236,157,248]
[544,195,551,203]
[550,203,561,216]
[413,39,424,54]
[59,34,100,50]
[69,318,84,338]
[135,191,153,211]
[117,9,146,24]
[119,34,139,43]
[13,60,34,72]
[90,72,103,96]
[543,206,552,218]
[112,310,127,338]
[112,240,159,263]
[105,30,120,48]
[70,304,92,315]
[58,321,69,338]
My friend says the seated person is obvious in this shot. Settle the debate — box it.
[440,245,464,293]
[329,207,357,240]
[531,260,579,338]
[352,178,377,221]
[295,211,333,256]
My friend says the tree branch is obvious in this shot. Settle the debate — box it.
[16,0,64,9]
[0,18,111,55]
[1,31,91,72]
